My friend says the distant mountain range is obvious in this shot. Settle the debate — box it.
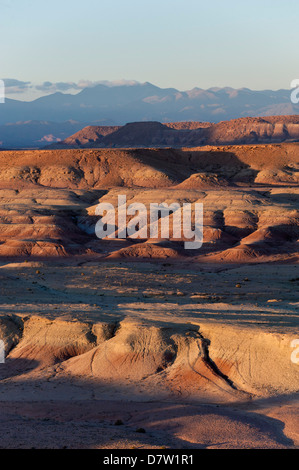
[0,82,298,148]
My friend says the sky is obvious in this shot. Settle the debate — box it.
[1,0,299,100]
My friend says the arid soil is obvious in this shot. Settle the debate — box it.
[0,142,298,448]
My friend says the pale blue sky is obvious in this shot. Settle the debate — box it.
[1,0,299,98]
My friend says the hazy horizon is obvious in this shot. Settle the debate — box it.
[2,78,297,103]
[1,0,299,100]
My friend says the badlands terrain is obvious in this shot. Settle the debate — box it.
[0,140,298,448]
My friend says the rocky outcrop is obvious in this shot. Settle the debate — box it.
[1,315,298,401]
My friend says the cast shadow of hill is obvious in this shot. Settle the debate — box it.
[0,357,39,380]
[0,373,295,449]
[129,148,259,184]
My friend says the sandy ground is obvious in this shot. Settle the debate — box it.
[0,259,298,449]
[0,259,298,331]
